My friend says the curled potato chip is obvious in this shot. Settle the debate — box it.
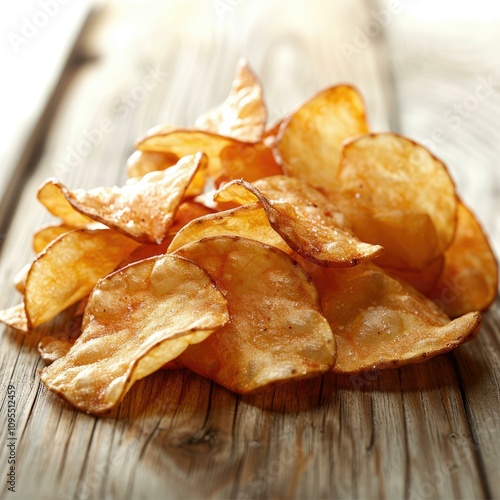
[215,176,383,267]
[275,85,369,191]
[336,133,457,267]
[25,229,140,328]
[175,236,336,393]
[41,254,229,414]
[47,153,205,244]
[429,200,498,317]
[195,58,266,143]
[302,260,481,373]
[37,180,94,227]
[33,223,76,254]
[0,304,28,333]
[168,203,290,254]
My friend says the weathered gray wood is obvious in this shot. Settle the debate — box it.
[0,1,499,499]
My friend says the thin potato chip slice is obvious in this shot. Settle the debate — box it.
[41,254,229,414]
[195,58,267,143]
[39,337,73,365]
[47,153,206,244]
[168,203,290,254]
[215,176,383,267]
[0,304,28,333]
[25,229,141,328]
[37,180,94,227]
[429,200,498,317]
[337,133,457,266]
[126,150,179,179]
[302,261,481,373]
[175,236,336,393]
[276,85,369,191]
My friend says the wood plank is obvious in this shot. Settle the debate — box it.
[0,1,497,499]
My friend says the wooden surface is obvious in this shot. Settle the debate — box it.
[1,1,499,499]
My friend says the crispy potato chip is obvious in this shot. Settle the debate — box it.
[169,201,214,233]
[337,133,457,265]
[39,337,73,365]
[46,153,205,244]
[195,58,266,142]
[215,176,383,267]
[168,203,291,254]
[175,236,336,393]
[429,200,498,317]
[41,254,229,414]
[385,255,445,293]
[302,260,481,373]
[37,179,94,227]
[126,150,179,178]
[0,304,28,333]
[138,130,281,188]
[25,229,141,328]
[33,223,76,254]
[275,85,369,191]
[117,239,171,269]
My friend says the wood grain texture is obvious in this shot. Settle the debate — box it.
[0,1,499,499]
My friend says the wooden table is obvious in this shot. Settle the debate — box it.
[1,1,499,498]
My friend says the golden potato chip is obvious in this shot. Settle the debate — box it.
[126,150,179,179]
[37,179,94,227]
[33,223,75,254]
[0,304,28,333]
[117,239,171,269]
[41,254,229,414]
[175,236,336,393]
[385,255,445,293]
[302,260,481,373]
[215,176,383,267]
[337,133,457,265]
[47,153,205,244]
[275,85,369,191]
[169,201,214,233]
[25,229,141,328]
[195,58,266,143]
[168,203,290,254]
[429,200,498,317]
[39,337,73,365]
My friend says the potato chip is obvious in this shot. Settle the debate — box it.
[33,223,76,254]
[195,58,266,143]
[169,201,214,233]
[337,133,457,266]
[275,85,369,191]
[41,254,229,414]
[302,260,481,373]
[25,229,141,328]
[429,200,498,317]
[215,176,383,267]
[385,255,445,293]
[175,236,336,393]
[0,304,28,333]
[168,203,290,254]
[37,179,94,227]
[46,153,205,244]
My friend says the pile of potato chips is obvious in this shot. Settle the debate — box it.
[1,59,497,415]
